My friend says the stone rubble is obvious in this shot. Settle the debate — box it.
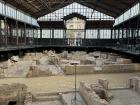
[0,51,140,78]
[10,56,19,62]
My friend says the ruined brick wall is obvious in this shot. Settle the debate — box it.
[64,64,140,75]
[98,79,109,90]
[64,65,95,75]
[79,82,108,105]
[129,77,140,93]
[0,83,27,105]
[24,92,32,105]
[26,65,52,77]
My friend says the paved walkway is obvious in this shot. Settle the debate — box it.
[110,89,140,105]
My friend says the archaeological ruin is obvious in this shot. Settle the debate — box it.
[0,0,140,104]
[0,51,140,105]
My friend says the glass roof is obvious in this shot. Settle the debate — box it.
[38,2,114,21]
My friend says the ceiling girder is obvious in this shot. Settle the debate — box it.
[2,0,138,18]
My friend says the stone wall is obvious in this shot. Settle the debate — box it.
[129,77,140,93]
[26,65,52,77]
[0,83,27,105]
[80,59,95,65]
[107,53,119,62]
[79,82,108,105]
[64,64,140,75]
[116,58,132,64]
[64,65,95,75]
[24,92,32,105]
[0,68,5,78]
[102,64,140,73]
[98,79,109,90]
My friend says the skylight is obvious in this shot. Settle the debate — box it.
[38,2,114,21]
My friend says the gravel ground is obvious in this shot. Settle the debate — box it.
[32,100,62,105]
[0,73,140,93]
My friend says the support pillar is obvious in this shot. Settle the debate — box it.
[16,21,18,46]
[40,28,42,38]
[122,28,124,48]
[84,29,86,46]
[111,28,113,40]
[24,23,26,45]
[4,17,7,47]
[0,20,1,47]
[32,27,34,46]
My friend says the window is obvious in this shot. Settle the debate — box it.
[54,30,64,38]
[42,29,52,38]
[114,2,140,26]
[38,2,114,21]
